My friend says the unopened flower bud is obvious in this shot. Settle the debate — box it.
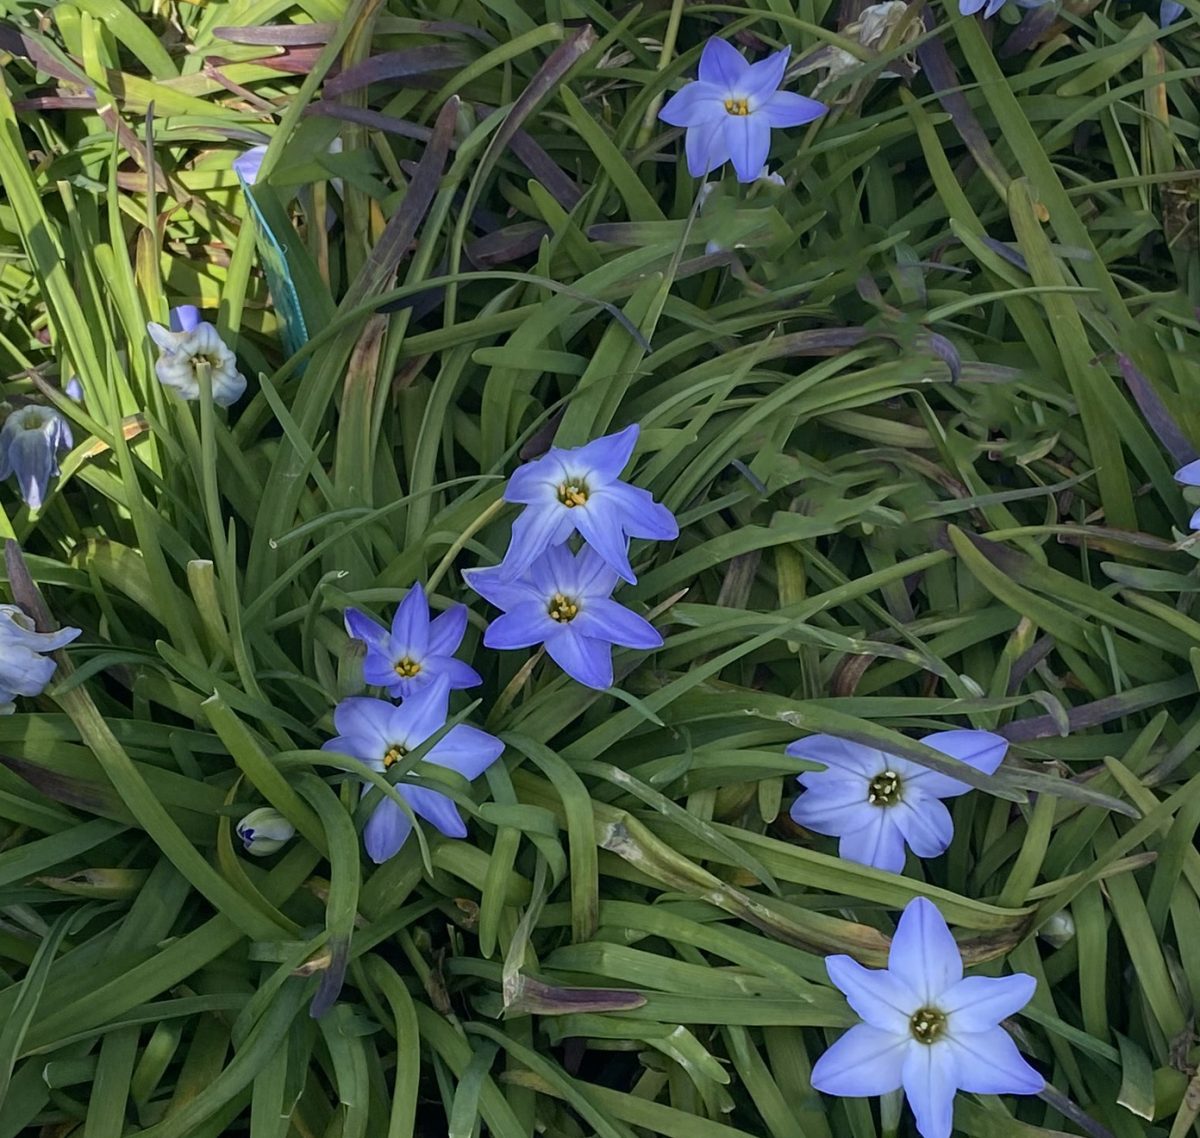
[236,807,295,856]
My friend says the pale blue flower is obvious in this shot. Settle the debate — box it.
[788,730,1008,873]
[147,312,246,406]
[0,604,81,714]
[658,39,826,182]
[344,582,481,699]
[812,897,1042,1138]
[465,543,662,690]
[322,675,503,863]
[236,807,295,855]
[498,424,676,585]
[1161,0,1185,22]
[0,405,73,510]
[233,145,268,185]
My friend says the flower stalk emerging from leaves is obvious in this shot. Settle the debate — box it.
[322,676,503,863]
[465,544,662,690]
[344,582,481,699]
[0,406,73,510]
[0,604,81,714]
[499,424,677,585]
[812,897,1042,1138]
[787,730,1007,873]
[148,307,246,407]
[658,39,826,182]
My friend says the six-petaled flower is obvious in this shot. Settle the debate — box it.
[0,405,73,510]
[788,730,1008,873]
[344,582,481,699]
[498,424,677,585]
[148,308,246,406]
[812,897,1043,1138]
[322,675,503,863]
[465,543,662,690]
[0,604,81,715]
[658,39,826,182]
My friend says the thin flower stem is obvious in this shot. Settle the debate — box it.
[635,0,688,150]
[426,497,507,594]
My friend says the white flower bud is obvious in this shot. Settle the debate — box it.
[236,807,295,856]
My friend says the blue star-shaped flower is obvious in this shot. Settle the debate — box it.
[344,582,481,699]
[787,730,1008,873]
[465,543,663,690]
[658,39,826,182]
[813,897,1043,1138]
[499,424,676,585]
[322,675,503,863]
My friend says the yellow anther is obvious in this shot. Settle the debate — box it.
[724,97,750,116]
[382,744,408,769]
[557,480,589,508]
[548,593,579,622]
[394,657,422,678]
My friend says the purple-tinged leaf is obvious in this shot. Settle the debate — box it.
[505,127,583,209]
[1116,353,1196,467]
[503,973,647,1016]
[305,101,435,143]
[465,223,553,268]
[999,4,1060,58]
[214,22,337,44]
[323,45,471,96]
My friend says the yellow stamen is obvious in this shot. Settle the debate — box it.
[382,744,408,769]
[548,593,579,622]
[394,657,422,679]
[724,97,750,116]
[557,480,589,507]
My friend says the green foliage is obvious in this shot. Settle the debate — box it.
[1,0,1199,1134]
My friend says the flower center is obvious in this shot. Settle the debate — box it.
[20,412,45,430]
[382,743,408,769]
[909,1006,947,1045]
[557,479,589,507]
[548,593,579,622]
[394,657,422,679]
[867,770,902,806]
[724,97,750,116]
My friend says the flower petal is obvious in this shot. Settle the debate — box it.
[463,565,538,611]
[659,82,727,129]
[505,451,561,505]
[1161,0,1185,23]
[500,504,577,579]
[697,37,749,90]
[1179,460,1200,485]
[789,780,871,837]
[390,583,431,658]
[786,735,882,777]
[573,598,662,650]
[484,604,556,650]
[759,91,827,129]
[330,697,393,754]
[740,47,790,104]
[723,113,772,183]
[437,656,483,689]
[571,544,621,599]
[901,1042,958,1138]
[570,425,641,480]
[942,973,1036,1033]
[839,811,907,873]
[889,897,963,1003]
[685,119,730,178]
[394,674,451,745]
[427,602,468,657]
[544,629,613,689]
[905,729,1008,798]
[426,723,505,781]
[363,798,414,863]
[958,0,989,13]
[400,784,468,838]
[599,481,679,541]
[810,1024,908,1096]
[826,954,920,1032]
[891,793,954,859]
[170,305,202,334]
[574,499,637,583]
[945,1028,1044,1095]
[344,607,389,651]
